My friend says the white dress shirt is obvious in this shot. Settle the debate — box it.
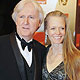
[16,36,32,67]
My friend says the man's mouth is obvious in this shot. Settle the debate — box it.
[22,27,30,29]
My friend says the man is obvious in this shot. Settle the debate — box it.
[0,0,46,80]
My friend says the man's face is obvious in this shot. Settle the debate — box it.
[16,2,40,41]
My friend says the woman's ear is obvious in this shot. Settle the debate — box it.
[45,30,48,35]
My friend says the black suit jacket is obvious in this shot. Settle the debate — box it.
[0,32,47,80]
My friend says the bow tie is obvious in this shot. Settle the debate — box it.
[16,33,33,52]
[21,39,33,52]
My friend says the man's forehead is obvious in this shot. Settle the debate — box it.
[24,2,35,9]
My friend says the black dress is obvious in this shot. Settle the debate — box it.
[42,45,69,80]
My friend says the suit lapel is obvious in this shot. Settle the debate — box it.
[33,40,41,80]
[10,32,27,80]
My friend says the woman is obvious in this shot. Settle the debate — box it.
[42,10,80,80]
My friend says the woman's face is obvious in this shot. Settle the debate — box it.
[47,16,66,44]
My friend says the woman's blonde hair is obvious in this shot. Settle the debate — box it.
[12,0,44,24]
[44,10,67,32]
[44,10,80,80]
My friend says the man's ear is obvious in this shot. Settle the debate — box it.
[38,20,41,28]
[15,19,18,26]
[15,22,17,26]
[36,20,41,31]
[36,26,40,31]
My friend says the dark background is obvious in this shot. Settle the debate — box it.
[75,0,80,49]
[0,0,20,35]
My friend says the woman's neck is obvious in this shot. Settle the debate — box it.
[52,43,63,56]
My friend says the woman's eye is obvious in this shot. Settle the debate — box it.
[61,27,64,30]
[51,28,55,30]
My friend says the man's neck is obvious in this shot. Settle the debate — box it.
[16,33,33,42]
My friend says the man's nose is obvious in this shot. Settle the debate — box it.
[24,18,29,24]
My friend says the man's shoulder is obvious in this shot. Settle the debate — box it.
[0,34,11,48]
[33,39,47,58]
[33,39,46,48]
[0,34,10,41]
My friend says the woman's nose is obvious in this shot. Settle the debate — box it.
[55,28,60,34]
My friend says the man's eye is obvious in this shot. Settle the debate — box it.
[29,16,34,19]
[19,15,25,18]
